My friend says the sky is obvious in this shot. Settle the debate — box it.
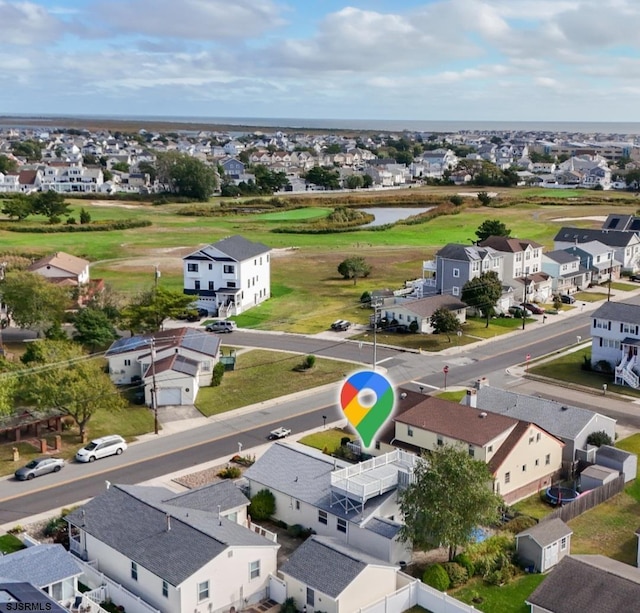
[2,0,640,123]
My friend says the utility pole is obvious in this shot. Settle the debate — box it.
[154,264,160,289]
[522,270,528,331]
[151,338,159,435]
[372,299,382,371]
[607,272,612,302]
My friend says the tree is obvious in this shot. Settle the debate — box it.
[304,167,340,190]
[121,286,194,333]
[476,191,493,206]
[32,191,70,221]
[248,489,276,520]
[137,161,157,183]
[1,271,70,332]
[2,195,33,220]
[475,219,511,242]
[253,165,290,193]
[18,340,126,442]
[345,175,364,190]
[362,174,373,188]
[156,152,217,200]
[586,431,614,447]
[337,256,371,285]
[430,308,461,342]
[0,154,18,174]
[449,194,464,207]
[111,162,130,173]
[11,140,42,162]
[79,208,91,224]
[461,271,502,328]
[399,445,502,561]
[73,308,119,350]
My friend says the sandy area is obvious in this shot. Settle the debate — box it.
[89,200,147,209]
[550,215,607,222]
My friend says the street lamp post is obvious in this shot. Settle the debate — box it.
[150,339,159,435]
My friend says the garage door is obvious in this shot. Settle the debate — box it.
[157,387,182,406]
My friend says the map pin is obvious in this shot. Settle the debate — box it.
[339,370,395,448]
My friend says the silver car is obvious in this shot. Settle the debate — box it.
[15,457,65,480]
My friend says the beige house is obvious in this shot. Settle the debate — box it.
[384,394,564,504]
[28,251,90,286]
[380,295,467,334]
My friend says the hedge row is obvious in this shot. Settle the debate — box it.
[1,219,152,233]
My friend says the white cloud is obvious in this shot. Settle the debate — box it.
[0,1,62,45]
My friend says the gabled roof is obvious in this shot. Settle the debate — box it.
[394,295,467,318]
[184,235,270,262]
[554,227,639,247]
[163,480,249,514]
[516,518,572,548]
[543,250,579,264]
[143,353,199,378]
[593,301,640,324]
[435,243,500,262]
[279,536,395,599]
[0,544,82,588]
[395,396,518,447]
[478,236,543,252]
[28,251,89,276]
[65,483,276,587]
[596,445,634,463]
[106,327,220,359]
[527,555,640,613]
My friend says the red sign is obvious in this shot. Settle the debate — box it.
[526,353,531,361]
[443,365,449,374]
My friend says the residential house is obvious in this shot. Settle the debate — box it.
[420,243,503,300]
[562,241,620,285]
[553,227,640,273]
[183,235,271,317]
[526,555,640,613]
[541,250,591,295]
[65,482,279,613]
[467,380,617,467]
[279,536,398,613]
[379,295,467,333]
[478,236,551,303]
[105,327,220,406]
[28,252,90,290]
[602,213,640,232]
[515,518,572,573]
[243,442,416,564]
[0,581,68,613]
[219,157,245,178]
[591,302,640,389]
[0,544,82,608]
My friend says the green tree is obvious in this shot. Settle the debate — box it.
[1,271,70,332]
[0,154,18,174]
[11,140,42,162]
[461,271,502,328]
[0,359,19,417]
[475,219,511,242]
[304,167,340,190]
[399,445,502,561]
[73,308,119,350]
[586,431,614,447]
[253,165,290,194]
[476,191,493,206]
[430,308,461,342]
[18,340,126,442]
[79,208,91,224]
[121,286,194,333]
[156,152,217,200]
[111,161,130,173]
[345,175,364,190]
[32,191,70,221]
[248,489,276,520]
[137,161,157,183]
[325,143,342,154]
[337,256,371,285]
[2,195,33,220]
[362,174,373,188]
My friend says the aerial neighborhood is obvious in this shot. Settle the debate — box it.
[3,121,640,613]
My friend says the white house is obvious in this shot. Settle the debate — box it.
[591,302,640,389]
[183,235,271,317]
[380,295,467,334]
[65,482,279,613]
[28,251,90,285]
[541,250,591,295]
[105,327,220,406]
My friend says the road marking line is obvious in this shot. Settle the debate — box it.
[410,380,438,390]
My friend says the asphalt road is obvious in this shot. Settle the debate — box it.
[2,295,639,524]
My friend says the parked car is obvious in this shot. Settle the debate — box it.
[205,320,237,333]
[629,275,640,282]
[269,427,291,440]
[508,306,532,318]
[559,294,576,304]
[330,320,351,331]
[75,435,127,463]
[15,457,65,480]
[521,302,545,315]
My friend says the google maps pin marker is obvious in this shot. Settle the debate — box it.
[339,370,395,448]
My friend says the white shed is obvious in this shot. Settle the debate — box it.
[580,464,620,492]
[595,445,638,483]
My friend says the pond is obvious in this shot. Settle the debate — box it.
[357,207,434,227]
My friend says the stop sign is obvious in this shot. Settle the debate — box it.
[443,365,449,374]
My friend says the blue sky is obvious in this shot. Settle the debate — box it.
[2,0,640,122]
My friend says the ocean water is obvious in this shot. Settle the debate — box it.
[4,113,640,135]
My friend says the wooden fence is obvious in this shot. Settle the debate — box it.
[544,475,625,523]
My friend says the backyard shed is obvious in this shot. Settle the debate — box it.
[595,445,637,483]
[516,518,572,573]
[580,464,620,491]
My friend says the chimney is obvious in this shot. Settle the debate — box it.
[166,514,171,531]
[474,377,489,390]
[466,389,478,408]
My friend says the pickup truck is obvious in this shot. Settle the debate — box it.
[269,427,291,440]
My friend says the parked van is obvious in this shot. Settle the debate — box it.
[205,320,237,333]
[76,435,127,463]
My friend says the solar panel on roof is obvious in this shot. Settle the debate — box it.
[630,220,640,231]
[609,218,620,229]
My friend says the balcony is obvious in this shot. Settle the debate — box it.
[422,260,437,272]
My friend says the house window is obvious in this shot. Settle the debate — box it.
[295,500,300,510]
[197,581,209,602]
[337,518,347,533]
[407,426,414,437]
[124,359,131,366]
[560,537,567,550]
[375,441,380,450]
[306,588,315,607]
[468,444,475,458]
[452,286,460,296]
[131,561,138,581]
[208,263,212,270]
[227,281,236,288]
[522,464,527,472]
[545,454,551,465]
[318,510,327,525]
[453,268,460,278]
[194,280,200,290]
[529,436,534,444]
[249,560,260,580]
[437,435,443,446]
[505,472,510,484]
[162,581,168,598]
[535,459,540,466]
[487,445,493,453]
[208,281,214,291]
[536,432,541,442]
[187,263,198,272]
[223,265,235,274]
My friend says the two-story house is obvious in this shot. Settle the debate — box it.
[66,482,279,613]
[541,250,591,295]
[183,235,271,317]
[478,236,552,303]
[591,302,640,389]
[562,241,621,285]
[27,251,91,301]
[220,157,245,178]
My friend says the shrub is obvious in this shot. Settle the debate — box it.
[210,361,225,387]
[66,216,76,225]
[248,489,276,520]
[442,562,468,587]
[7,525,24,534]
[422,563,450,591]
[303,355,316,369]
[581,354,592,371]
[360,291,371,304]
[502,515,538,534]
[280,598,297,613]
[79,208,91,224]
[409,320,419,333]
[340,436,351,447]
[217,465,242,479]
[594,359,613,373]
[453,553,475,577]
[586,430,614,447]
[449,194,464,206]
[287,524,305,538]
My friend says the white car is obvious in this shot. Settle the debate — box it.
[76,435,127,463]
[269,427,291,440]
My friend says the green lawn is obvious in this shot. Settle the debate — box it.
[511,493,553,521]
[255,207,331,221]
[574,291,608,302]
[609,281,637,292]
[0,533,25,554]
[298,427,354,453]
[196,350,351,416]
[436,390,466,402]
[451,574,546,613]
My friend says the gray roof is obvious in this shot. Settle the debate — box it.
[544,250,579,264]
[516,518,571,548]
[554,227,638,247]
[396,295,468,317]
[364,517,402,539]
[200,235,270,262]
[580,464,619,480]
[65,484,276,587]
[164,480,249,513]
[279,536,394,598]
[0,544,82,588]
[596,445,634,463]
[0,582,68,613]
[527,555,640,613]
[106,327,219,359]
[472,385,605,440]
[436,244,500,262]
[592,301,640,324]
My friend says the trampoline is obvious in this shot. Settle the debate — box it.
[545,485,580,506]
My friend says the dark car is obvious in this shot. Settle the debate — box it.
[15,457,64,480]
[630,275,640,282]
[521,302,545,315]
[559,294,576,304]
[508,306,532,318]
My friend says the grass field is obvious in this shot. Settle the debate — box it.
[451,574,545,613]
[298,427,354,454]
